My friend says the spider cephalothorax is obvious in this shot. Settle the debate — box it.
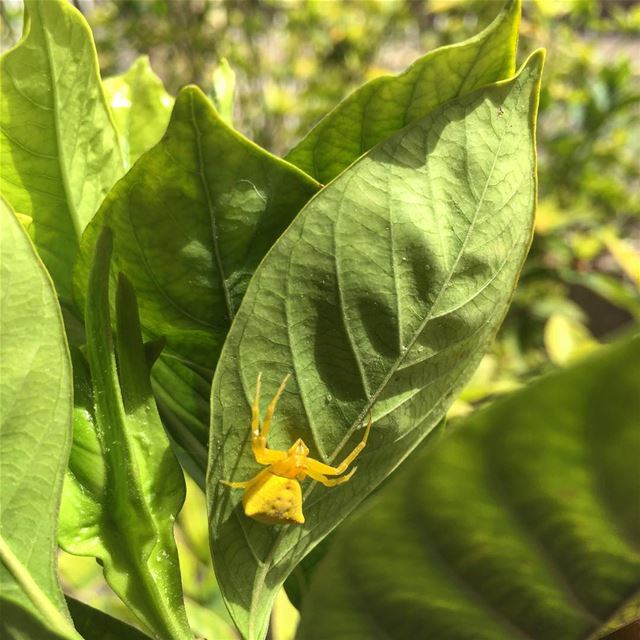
[221,373,372,525]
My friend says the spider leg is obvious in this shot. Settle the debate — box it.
[251,372,289,465]
[251,372,262,437]
[220,466,271,489]
[305,465,357,487]
[220,478,251,489]
[261,373,290,439]
[305,412,372,476]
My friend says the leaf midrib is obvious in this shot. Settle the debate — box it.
[480,438,601,626]
[322,103,512,467]
[189,91,234,324]
[407,489,537,640]
[40,3,82,241]
[0,535,81,640]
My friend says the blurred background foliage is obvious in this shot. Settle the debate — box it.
[1,1,638,638]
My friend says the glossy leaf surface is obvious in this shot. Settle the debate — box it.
[285,0,520,184]
[207,52,544,640]
[0,0,124,299]
[59,230,192,640]
[104,56,174,166]
[0,198,76,640]
[297,335,640,640]
[74,86,320,469]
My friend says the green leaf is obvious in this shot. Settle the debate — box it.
[74,86,320,473]
[0,198,77,640]
[58,229,193,640]
[207,51,545,640]
[296,335,640,640]
[0,0,125,300]
[285,0,521,184]
[104,56,174,167]
[66,597,152,640]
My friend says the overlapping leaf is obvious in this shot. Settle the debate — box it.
[66,597,151,640]
[285,0,520,184]
[58,230,192,640]
[104,56,174,166]
[207,51,544,640]
[0,198,76,640]
[0,0,124,299]
[74,86,320,468]
[296,335,640,640]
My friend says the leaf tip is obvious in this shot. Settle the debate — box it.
[519,48,546,80]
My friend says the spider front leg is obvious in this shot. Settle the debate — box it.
[220,478,251,489]
[251,372,290,465]
[305,411,372,477]
[220,466,271,489]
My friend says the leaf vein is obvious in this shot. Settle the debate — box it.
[188,91,234,323]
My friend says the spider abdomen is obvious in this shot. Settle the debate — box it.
[242,473,304,525]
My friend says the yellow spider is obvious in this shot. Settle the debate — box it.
[221,373,372,525]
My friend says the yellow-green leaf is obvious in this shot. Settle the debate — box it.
[0,0,125,299]
[285,0,521,184]
[0,197,77,640]
[104,56,174,166]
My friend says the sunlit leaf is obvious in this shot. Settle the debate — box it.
[285,0,521,183]
[600,229,640,287]
[0,0,124,299]
[212,58,236,126]
[544,313,598,365]
[0,198,77,640]
[104,55,174,166]
[207,51,544,640]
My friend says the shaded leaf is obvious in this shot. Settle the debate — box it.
[66,597,151,640]
[58,229,192,640]
[74,86,320,473]
[0,0,124,299]
[0,198,77,640]
[285,0,521,183]
[104,56,174,166]
[296,335,640,640]
[207,52,544,640]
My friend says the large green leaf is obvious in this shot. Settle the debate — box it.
[104,56,174,166]
[74,86,320,470]
[58,229,192,640]
[285,0,520,184]
[0,0,124,300]
[0,198,77,640]
[296,335,640,640]
[207,51,544,640]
